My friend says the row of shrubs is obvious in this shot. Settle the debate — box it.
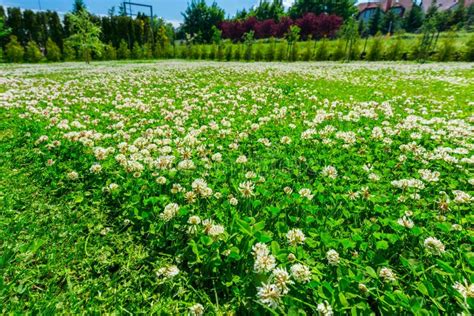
[2,34,474,63]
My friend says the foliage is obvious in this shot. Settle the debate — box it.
[5,35,24,62]
[2,61,472,314]
[289,0,356,20]
[24,40,43,62]
[65,9,103,63]
[367,32,383,61]
[181,0,225,43]
[117,39,130,59]
[403,4,424,33]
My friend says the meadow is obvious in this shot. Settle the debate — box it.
[0,61,473,314]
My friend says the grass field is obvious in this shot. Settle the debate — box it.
[0,61,473,314]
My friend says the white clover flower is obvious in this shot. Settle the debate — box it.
[159,203,179,222]
[189,303,204,316]
[254,254,276,273]
[423,237,445,255]
[397,216,414,229]
[326,249,340,266]
[67,171,79,180]
[229,197,238,206]
[211,153,222,162]
[252,242,270,257]
[284,186,293,195]
[257,282,282,308]
[321,165,338,179]
[453,280,474,299]
[238,181,255,198]
[317,300,333,316]
[90,163,102,174]
[286,229,305,246]
[236,155,248,164]
[452,190,472,204]
[280,136,292,144]
[156,265,180,280]
[418,169,440,182]
[156,176,167,184]
[290,263,311,283]
[379,267,396,283]
[271,268,294,294]
[298,188,314,200]
[208,224,225,239]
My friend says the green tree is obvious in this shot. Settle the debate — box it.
[243,31,255,60]
[211,25,222,44]
[25,40,43,62]
[117,39,130,59]
[73,0,87,13]
[368,7,382,36]
[250,0,285,21]
[47,11,64,49]
[5,35,24,62]
[65,10,103,63]
[403,4,423,33]
[382,10,401,34]
[6,7,25,44]
[132,42,143,59]
[286,25,301,61]
[0,16,11,38]
[340,17,359,60]
[181,0,225,43]
[289,0,356,20]
[45,38,61,61]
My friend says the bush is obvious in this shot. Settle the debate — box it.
[436,35,455,61]
[276,41,287,61]
[265,39,276,61]
[367,33,383,61]
[225,44,233,61]
[332,40,345,60]
[103,42,117,60]
[254,43,264,61]
[25,41,43,63]
[143,43,153,59]
[5,36,24,63]
[46,38,61,62]
[465,35,474,61]
[315,38,329,60]
[63,41,76,61]
[385,35,404,60]
[233,44,242,61]
[117,40,130,59]
[132,42,143,59]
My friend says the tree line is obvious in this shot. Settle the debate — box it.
[0,0,473,63]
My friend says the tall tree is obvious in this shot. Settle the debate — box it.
[250,0,285,21]
[47,11,64,49]
[65,9,103,63]
[6,7,25,44]
[403,4,423,33]
[289,0,356,20]
[368,7,382,35]
[382,10,401,34]
[181,0,225,43]
[73,0,87,13]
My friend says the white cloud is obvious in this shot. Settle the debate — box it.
[283,0,295,8]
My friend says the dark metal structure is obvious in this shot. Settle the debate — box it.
[122,2,154,21]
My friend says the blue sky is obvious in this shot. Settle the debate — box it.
[0,0,297,25]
